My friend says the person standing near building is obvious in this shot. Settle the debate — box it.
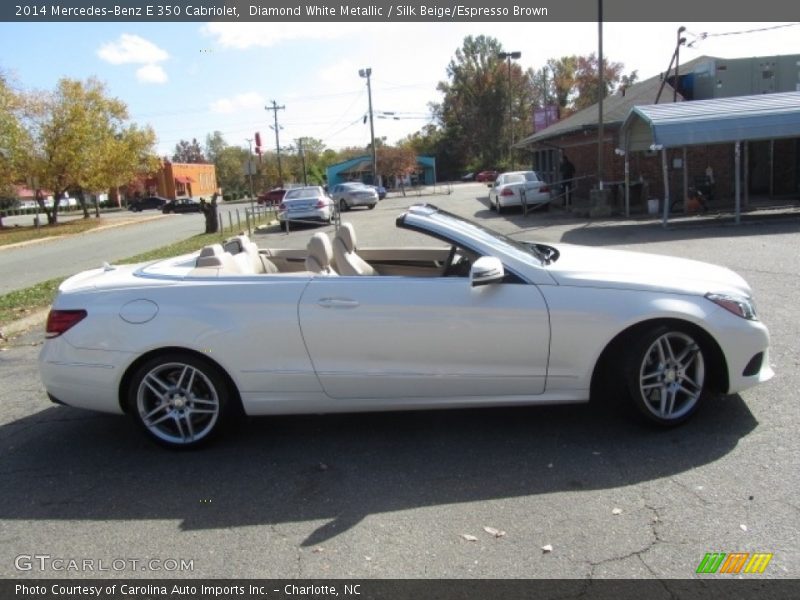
[560,155,576,208]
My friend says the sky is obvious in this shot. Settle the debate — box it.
[1,21,798,158]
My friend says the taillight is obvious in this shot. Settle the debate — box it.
[501,188,515,196]
[315,199,326,208]
[46,309,87,338]
[540,185,549,193]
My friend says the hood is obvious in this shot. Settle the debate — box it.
[546,244,752,297]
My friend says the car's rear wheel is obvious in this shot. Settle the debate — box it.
[339,199,349,212]
[127,352,233,449]
[624,326,706,426]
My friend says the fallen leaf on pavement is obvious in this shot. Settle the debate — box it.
[461,534,478,542]
[483,526,506,538]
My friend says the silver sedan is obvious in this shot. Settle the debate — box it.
[278,186,334,230]
[329,182,378,211]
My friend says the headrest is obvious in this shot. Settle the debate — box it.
[306,233,334,272]
[196,244,225,267]
[336,222,357,252]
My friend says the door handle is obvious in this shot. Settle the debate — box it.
[317,297,360,309]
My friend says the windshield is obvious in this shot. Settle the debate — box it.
[285,187,322,200]
[402,206,553,265]
[503,172,540,184]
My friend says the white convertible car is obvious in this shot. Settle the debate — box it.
[39,204,772,448]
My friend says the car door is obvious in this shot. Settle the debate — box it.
[298,273,550,401]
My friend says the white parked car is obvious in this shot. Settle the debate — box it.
[277,186,334,230]
[39,204,772,448]
[489,170,552,213]
[329,182,378,211]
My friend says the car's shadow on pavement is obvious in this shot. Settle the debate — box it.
[0,396,757,546]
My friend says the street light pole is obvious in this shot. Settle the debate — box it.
[498,51,521,166]
[245,138,255,209]
[674,26,687,102]
[359,68,378,186]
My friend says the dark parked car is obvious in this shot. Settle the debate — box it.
[258,188,287,205]
[128,196,168,212]
[162,199,202,214]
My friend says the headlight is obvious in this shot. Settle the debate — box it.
[705,292,757,320]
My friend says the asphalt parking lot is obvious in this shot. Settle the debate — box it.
[1,183,798,581]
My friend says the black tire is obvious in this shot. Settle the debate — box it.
[623,325,707,426]
[126,352,236,449]
[368,203,376,210]
[339,199,350,212]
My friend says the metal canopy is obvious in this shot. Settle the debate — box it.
[620,91,800,152]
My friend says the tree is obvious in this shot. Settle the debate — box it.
[435,35,508,170]
[215,145,250,195]
[204,131,227,163]
[572,53,624,111]
[92,124,158,209]
[172,138,206,163]
[546,56,578,113]
[617,70,639,95]
[377,146,417,193]
[0,73,30,227]
[25,77,157,224]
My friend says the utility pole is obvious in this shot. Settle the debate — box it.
[266,100,285,185]
[359,68,377,186]
[297,138,308,186]
[597,0,604,189]
[498,51,521,166]
[245,138,255,208]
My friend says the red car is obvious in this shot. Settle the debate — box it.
[257,188,286,205]
[476,170,499,182]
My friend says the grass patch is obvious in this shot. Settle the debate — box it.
[0,209,277,330]
[0,278,62,327]
[0,217,115,247]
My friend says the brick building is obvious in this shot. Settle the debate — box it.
[516,54,800,213]
[146,160,218,201]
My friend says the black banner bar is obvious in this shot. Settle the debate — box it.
[4,579,800,600]
[3,0,799,22]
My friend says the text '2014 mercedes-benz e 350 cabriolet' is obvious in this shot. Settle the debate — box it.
[39,205,772,448]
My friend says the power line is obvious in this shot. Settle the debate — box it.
[686,22,800,47]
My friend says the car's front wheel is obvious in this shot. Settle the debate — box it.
[127,352,235,449]
[625,326,706,426]
[339,199,349,212]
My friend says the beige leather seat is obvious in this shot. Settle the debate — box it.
[194,243,240,274]
[223,234,279,274]
[332,222,377,276]
[305,233,338,275]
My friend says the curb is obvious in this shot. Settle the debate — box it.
[0,307,49,342]
[0,214,167,252]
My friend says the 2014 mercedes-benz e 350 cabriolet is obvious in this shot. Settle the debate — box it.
[39,205,772,448]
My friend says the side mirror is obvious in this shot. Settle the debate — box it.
[470,256,505,286]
